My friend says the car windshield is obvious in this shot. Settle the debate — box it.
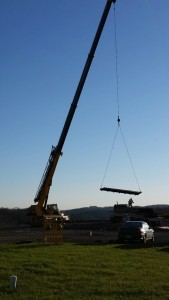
[121,222,143,229]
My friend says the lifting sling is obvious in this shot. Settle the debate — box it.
[100,4,142,197]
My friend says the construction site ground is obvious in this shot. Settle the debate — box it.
[0,226,169,245]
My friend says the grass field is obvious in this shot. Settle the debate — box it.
[0,242,169,299]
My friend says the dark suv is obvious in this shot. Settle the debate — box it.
[118,221,154,244]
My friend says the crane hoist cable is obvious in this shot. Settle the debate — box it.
[100,3,141,196]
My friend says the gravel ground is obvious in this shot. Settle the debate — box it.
[0,227,169,245]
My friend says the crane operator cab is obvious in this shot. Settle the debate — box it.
[46,204,60,215]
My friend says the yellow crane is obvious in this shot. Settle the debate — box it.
[30,1,116,224]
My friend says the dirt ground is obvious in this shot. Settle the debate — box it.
[0,227,169,245]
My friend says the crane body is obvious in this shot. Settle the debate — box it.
[31,0,116,219]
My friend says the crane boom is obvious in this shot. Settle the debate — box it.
[32,0,116,217]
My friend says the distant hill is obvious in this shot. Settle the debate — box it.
[0,208,29,228]
[63,206,113,221]
[63,205,169,221]
[0,206,113,228]
[145,204,169,214]
[0,205,169,228]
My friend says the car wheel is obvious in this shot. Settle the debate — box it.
[151,234,155,243]
[143,235,147,245]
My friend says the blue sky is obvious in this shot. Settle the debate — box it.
[0,0,169,210]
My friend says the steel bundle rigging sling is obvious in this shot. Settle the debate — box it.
[100,3,142,197]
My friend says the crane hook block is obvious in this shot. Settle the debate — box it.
[100,187,142,196]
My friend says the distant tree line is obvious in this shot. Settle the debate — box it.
[0,206,113,228]
[0,208,29,227]
[64,206,113,221]
[1,205,169,228]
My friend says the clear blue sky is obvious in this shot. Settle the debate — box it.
[0,0,169,210]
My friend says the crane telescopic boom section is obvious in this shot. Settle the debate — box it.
[33,0,116,217]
